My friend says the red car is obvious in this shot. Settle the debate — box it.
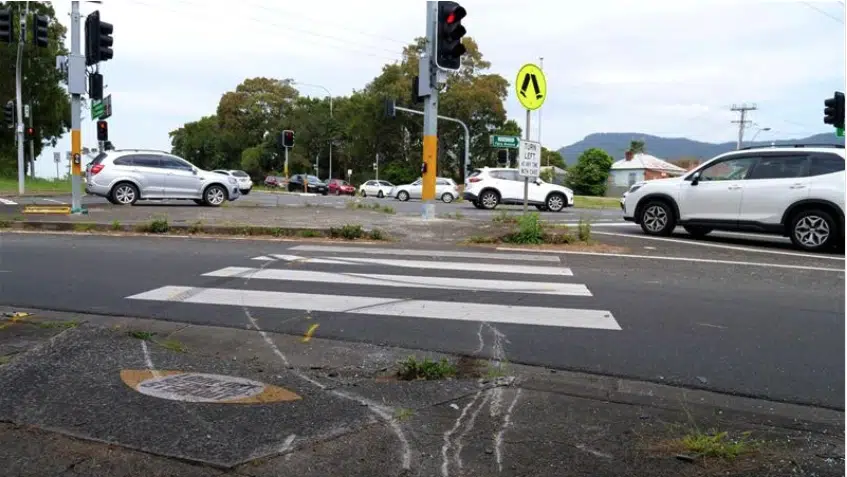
[327,179,355,196]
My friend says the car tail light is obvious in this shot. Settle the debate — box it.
[468,177,482,183]
[90,164,104,175]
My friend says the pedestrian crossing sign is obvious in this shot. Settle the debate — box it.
[515,63,547,111]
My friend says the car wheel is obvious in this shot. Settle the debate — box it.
[790,208,837,252]
[479,190,499,210]
[193,199,204,205]
[361,190,367,197]
[683,225,713,238]
[397,190,410,202]
[546,193,566,212]
[203,184,227,207]
[110,182,139,206]
[335,189,341,196]
[639,200,676,236]
[441,193,454,203]
[472,201,484,209]
[107,196,119,205]
[378,190,385,199]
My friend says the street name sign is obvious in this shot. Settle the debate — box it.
[490,135,520,149]
[518,139,541,178]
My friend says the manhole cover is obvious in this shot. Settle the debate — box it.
[120,370,301,404]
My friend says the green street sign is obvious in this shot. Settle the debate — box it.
[837,127,844,138]
[91,100,104,120]
[490,135,520,149]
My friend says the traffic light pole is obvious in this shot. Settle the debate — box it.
[14,3,29,194]
[421,1,439,220]
[69,1,83,213]
[395,105,470,182]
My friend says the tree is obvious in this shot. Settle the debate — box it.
[0,2,71,176]
[628,139,646,154]
[566,148,614,196]
[169,115,225,170]
[541,147,566,169]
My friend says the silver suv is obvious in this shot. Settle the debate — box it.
[85,149,241,206]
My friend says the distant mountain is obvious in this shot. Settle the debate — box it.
[557,132,844,166]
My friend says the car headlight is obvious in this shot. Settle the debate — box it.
[627,184,643,194]
[228,177,237,184]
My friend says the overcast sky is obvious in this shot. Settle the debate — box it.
[36,0,846,178]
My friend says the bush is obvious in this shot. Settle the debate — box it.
[329,224,364,240]
[396,356,457,380]
[503,212,544,244]
[577,218,592,242]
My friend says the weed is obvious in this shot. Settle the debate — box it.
[72,223,95,232]
[158,339,188,353]
[188,221,203,234]
[111,220,121,231]
[486,362,509,378]
[502,213,544,244]
[0,354,16,365]
[329,224,364,240]
[143,218,169,234]
[127,330,155,341]
[34,320,80,329]
[468,235,499,244]
[577,218,592,242]
[299,229,321,238]
[492,210,518,224]
[678,430,759,460]
[454,211,464,219]
[381,205,396,214]
[270,227,287,237]
[0,219,11,228]
[393,408,414,422]
[368,228,385,240]
[396,356,457,380]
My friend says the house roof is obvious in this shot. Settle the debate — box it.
[611,153,687,173]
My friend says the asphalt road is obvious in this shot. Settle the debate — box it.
[0,233,842,409]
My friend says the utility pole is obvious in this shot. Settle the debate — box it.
[421,2,439,219]
[15,3,29,194]
[69,2,83,213]
[731,103,757,150]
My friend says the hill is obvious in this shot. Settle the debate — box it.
[557,132,843,166]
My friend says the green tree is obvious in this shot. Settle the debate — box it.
[0,1,71,176]
[541,147,566,169]
[566,148,614,196]
[628,139,646,154]
[240,146,263,176]
[169,115,225,170]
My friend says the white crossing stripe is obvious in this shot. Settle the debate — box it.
[127,286,621,330]
[0,198,17,205]
[203,267,593,296]
[251,256,276,261]
[288,245,561,263]
[269,254,573,276]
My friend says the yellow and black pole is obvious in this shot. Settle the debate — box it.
[69,1,83,214]
[421,1,439,220]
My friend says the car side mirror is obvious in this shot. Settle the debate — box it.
[191,168,198,175]
[690,172,701,186]
[534,178,542,185]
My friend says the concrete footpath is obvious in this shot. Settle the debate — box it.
[0,309,843,477]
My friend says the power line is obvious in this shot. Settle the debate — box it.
[799,1,844,23]
[123,0,404,63]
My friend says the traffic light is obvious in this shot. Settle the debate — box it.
[33,14,48,48]
[384,99,396,119]
[97,120,108,141]
[89,73,103,101]
[824,91,845,130]
[497,149,509,166]
[4,100,14,127]
[281,130,294,148]
[435,1,467,71]
[25,127,35,140]
[85,10,113,66]
[0,9,12,44]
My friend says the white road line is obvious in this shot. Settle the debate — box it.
[288,245,562,263]
[40,198,66,204]
[495,247,845,273]
[592,231,846,261]
[251,256,276,261]
[0,198,17,205]
[127,286,621,330]
[552,222,632,227]
[270,254,573,276]
[203,267,593,296]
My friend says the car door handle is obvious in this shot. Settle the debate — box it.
[727,185,742,190]
[789,184,807,189]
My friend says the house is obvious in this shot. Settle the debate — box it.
[605,151,687,197]
[539,165,567,185]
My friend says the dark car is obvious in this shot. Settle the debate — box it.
[288,175,328,195]
[327,179,355,196]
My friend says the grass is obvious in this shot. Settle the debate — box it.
[0,176,71,195]
[72,223,96,232]
[329,224,364,240]
[492,210,519,224]
[111,220,122,231]
[396,356,458,381]
[573,195,620,209]
[677,430,759,460]
[393,408,414,422]
[137,217,169,234]
[158,338,188,353]
[0,354,13,365]
[299,229,322,238]
[34,320,80,329]
[368,228,385,240]
[347,201,396,214]
[0,219,11,228]
[127,330,155,341]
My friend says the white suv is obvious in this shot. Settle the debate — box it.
[622,145,845,252]
[464,167,575,212]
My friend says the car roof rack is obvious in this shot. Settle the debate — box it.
[739,143,845,151]
[112,148,174,155]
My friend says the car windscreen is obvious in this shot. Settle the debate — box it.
[306,176,323,183]
[232,171,250,177]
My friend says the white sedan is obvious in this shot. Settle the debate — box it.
[393,177,459,203]
[213,169,253,195]
[359,180,395,198]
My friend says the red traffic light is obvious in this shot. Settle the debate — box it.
[97,120,108,141]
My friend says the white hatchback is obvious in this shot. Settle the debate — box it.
[359,180,395,198]
[463,167,574,212]
[213,169,253,195]
[393,177,460,203]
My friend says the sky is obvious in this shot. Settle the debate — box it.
[35,0,846,178]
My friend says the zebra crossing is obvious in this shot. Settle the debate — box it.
[126,245,622,331]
